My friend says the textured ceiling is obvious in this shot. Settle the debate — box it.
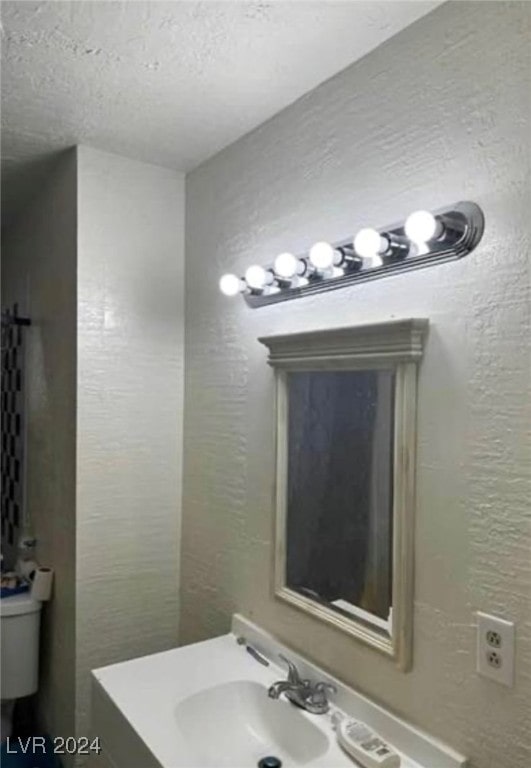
[1,1,440,227]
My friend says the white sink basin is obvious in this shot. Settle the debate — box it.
[174,680,328,767]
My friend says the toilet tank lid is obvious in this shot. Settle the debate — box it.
[0,593,41,616]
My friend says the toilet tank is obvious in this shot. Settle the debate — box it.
[1,594,42,699]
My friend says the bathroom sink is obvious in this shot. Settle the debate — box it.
[91,614,467,768]
[174,679,328,767]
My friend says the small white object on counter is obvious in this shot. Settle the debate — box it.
[334,712,401,767]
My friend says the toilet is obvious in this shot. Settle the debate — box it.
[0,594,42,740]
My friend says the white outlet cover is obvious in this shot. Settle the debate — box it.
[476,612,515,687]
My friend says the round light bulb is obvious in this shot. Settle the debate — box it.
[309,241,335,270]
[245,265,272,290]
[405,210,442,243]
[353,228,389,259]
[219,273,241,297]
[274,252,299,279]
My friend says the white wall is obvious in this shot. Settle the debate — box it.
[76,147,185,735]
[2,146,185,744]
[182,4,531,768]
[1,150,77,742]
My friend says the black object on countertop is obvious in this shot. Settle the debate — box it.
[258,758,282,768]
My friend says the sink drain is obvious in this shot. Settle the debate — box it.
[258,757,282,768]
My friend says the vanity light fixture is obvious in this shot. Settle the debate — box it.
[308,241,363,276]
[219,273,244,297]
[353,228,389,265]
[219,201,484,307]
[404,209,443,244]
[245,265,275,291]
[308,241,337,271]
[274,252,307,281]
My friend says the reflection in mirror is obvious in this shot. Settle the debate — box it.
[286,370,395,632]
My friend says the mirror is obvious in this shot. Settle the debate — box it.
[260,320,428,669]
[286,369,394,628]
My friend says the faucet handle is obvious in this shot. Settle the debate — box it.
[278,653,302,684]
[311,681,337,705]
[315,681,337,695]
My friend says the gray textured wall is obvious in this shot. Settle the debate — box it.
[2,146,185,748]
[182,3,531,766]
[2,150,77,745]
[76,147,185,738]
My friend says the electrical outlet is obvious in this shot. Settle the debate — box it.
[486,630,502,648]
[477,612,515,687]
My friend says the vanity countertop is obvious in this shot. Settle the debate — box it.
[91,614,467,768]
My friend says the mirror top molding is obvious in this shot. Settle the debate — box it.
[259,318,429,370]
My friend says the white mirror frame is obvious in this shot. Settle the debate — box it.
[259,319,428,671]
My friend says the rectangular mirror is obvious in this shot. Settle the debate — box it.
[286,369,395,629]
[260,320,428,669]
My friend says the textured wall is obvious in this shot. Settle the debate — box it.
[76,147,185,737]
[1,151,77,743]
[182,3,531,767]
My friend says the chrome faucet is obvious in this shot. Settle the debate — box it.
[268,654,336,715]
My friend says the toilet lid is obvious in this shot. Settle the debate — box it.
[0,593,41,616]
